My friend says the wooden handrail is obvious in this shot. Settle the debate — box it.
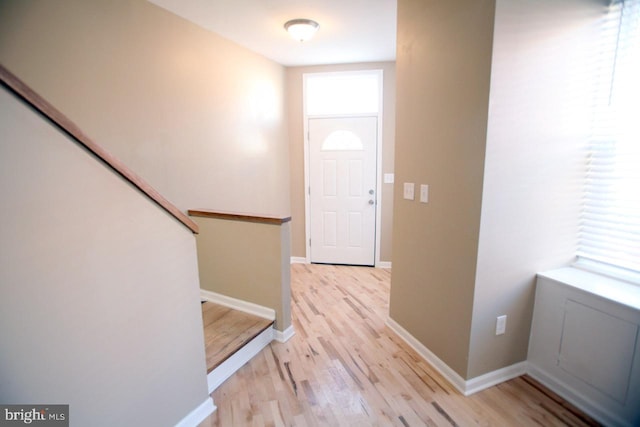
[0,64,199,234]
[188,209,291,225]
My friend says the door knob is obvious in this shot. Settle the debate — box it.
[368,200,375,205]
[369,189,375,195]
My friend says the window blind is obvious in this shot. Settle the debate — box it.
[578,0,640,278]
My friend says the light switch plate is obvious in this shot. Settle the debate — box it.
[384,173,395,184]
[420,184,429,203]
[403,183,415,200]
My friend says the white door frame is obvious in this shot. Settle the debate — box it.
[302,70,384,267]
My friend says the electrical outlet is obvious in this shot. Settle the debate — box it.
[403,183,415,200]
[496,315,507,335]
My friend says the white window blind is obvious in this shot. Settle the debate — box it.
[578,0,640,279]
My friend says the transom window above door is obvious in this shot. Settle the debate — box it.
[305,71,380,116]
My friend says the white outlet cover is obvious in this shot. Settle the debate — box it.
[496,315,507,335]
[403,183,415,200]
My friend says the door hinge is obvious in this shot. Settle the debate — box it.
[309,238,311,247]
[308,187,311,195]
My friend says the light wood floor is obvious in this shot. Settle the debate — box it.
[199,264,599,426]
[202,301,274,373]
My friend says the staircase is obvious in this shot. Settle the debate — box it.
[201,301,274,393]
[188,209,293,394]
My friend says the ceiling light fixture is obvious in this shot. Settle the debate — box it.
[284,19,320,42]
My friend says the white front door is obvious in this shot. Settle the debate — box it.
[308,117,377,265]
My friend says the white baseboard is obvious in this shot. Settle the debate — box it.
[201,289,275,321]
[465,361,527,395]
[291,257,389,268]
[274,325,295,343]
[386,316,526,396]
[207,325,274,393]
[386,317,467,394]
[527,365,622,427]
[174,397,215,427]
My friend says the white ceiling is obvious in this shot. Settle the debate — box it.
[148,0,397,67]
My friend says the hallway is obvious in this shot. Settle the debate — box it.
[199,264,597,426]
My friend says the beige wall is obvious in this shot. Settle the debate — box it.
[286,62,396,262]
[391,0,603,380]
[0,85,208,425]
[390,0,495,378]
[468,0,603,378]
[193,217,292,331]
[0,0,289,216]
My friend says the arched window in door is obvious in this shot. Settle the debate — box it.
[321,130,364,151]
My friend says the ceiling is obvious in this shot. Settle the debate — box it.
[148,0,397,67]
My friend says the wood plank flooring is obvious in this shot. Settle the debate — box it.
[202,301,274,373]
[199,264,600,426]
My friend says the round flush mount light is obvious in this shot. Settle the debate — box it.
[284,19,320,42]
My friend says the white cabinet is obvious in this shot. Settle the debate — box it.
[528,268,640,427]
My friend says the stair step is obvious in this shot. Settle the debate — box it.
[201,301,274,392]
